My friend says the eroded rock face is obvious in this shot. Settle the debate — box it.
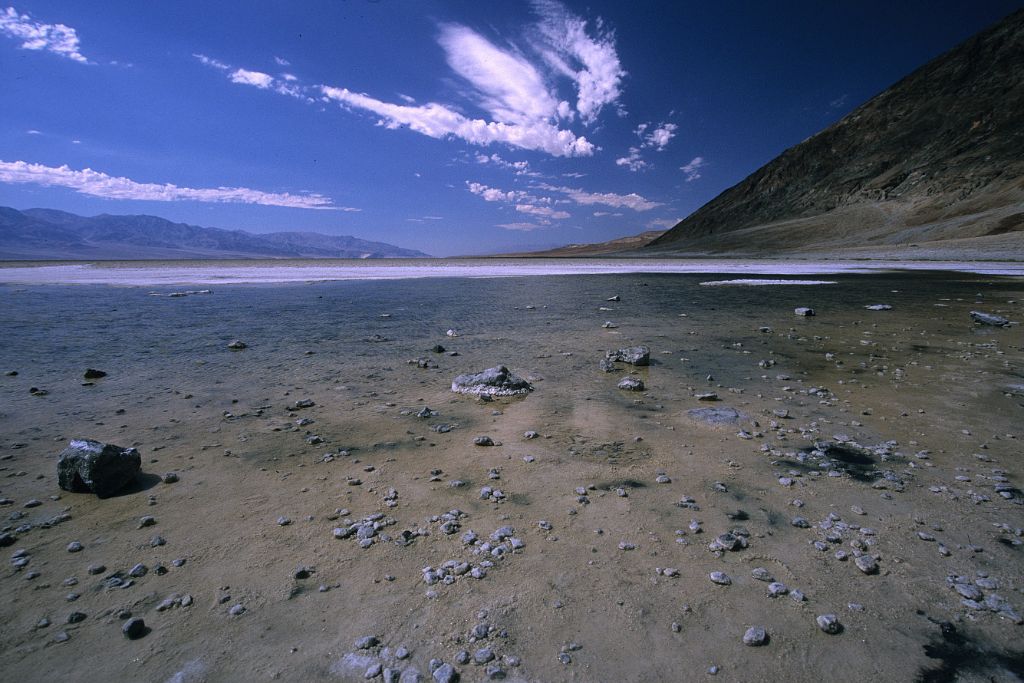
[57,440,141,498]
[451,366,533,397]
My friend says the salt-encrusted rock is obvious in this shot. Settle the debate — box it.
[452,366,533,397]
[794,307,815,317]
[605,346,650,366]
[686,407,745,426]
[970,311,1010,326]
[617,377,645,391]
[57,440,141,498]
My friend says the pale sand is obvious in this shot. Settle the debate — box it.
[0,269,1021,682]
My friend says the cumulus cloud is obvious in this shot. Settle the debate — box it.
[643,122,677,150]
[515,203,569,219]
[0,159,351,210]
[0,6,89,63]
[466,180,567,222]
[230,68,274,89]
[680,156,705,182]
[615,147,647,172]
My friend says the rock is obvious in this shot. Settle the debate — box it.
[451,366,533,397]
[122,617,147,639]
[794,307,815,317]
[432,663,456,683]
[57,440,141,498]
[605,346,650,366]
[599,358,617,372]
[227,340,247,349]
[617,377,645,391]
[356,635,379,649]
[162,472,179,484]
[83,368,107,379]
[474,436,495,447]
[970,311,1010,326]
[864,304,892,311]
[67,541,83,553]
[686,407,745,426]
[854,555,879,574]
[743,626,767,646]
[709,571,732,585]
[816,614,842,634]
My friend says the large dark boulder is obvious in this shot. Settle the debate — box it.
[451,366,533,397]
[57,440,141,497]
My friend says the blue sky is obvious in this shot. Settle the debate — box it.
[1,1,1021,256]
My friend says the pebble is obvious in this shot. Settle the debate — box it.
[229,604,245,616]
[742,626,768,646]
[122,617,147,639]
[854,555,879,574]
[474,436,495,447]
[816,614,842,634]
[709,571,732,585]
[356,635,379,649]
[767,582,789,597]
[66,541,83,553]
[751,567,773,582]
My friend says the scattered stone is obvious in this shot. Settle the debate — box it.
[854,555,879,575]
[356,635,379,649]
[474,436,495,447]
[66,541,83,553]
[57,440,141,498]
[227,340,247,350]
[709,571,732,585]
[122,617,147,639]
[617,377,645,391]
[605,346,650,366]
[162,472,179,484]
[970,311,1010,327]
[864,304,892,311]
[816,614,842,634]
[452,366,533,397]
[794,307,815,317]
[743,626,768,646]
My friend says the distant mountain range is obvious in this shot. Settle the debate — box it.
[0,207,430,259]
[641,9,1024,257]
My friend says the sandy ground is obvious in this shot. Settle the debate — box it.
[1,270,1022,682]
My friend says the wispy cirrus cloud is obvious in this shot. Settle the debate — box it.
[0,159,352,210]
[0,5,89,63]
[474,152,538,176]
[615,147,647,172]
[680,156,705,182]
[536,182,661,210]
[495,221,546,231]
[198,1,622,158]
[195,54,306,99]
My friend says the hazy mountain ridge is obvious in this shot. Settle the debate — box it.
[647,9,1024,255]
[0,207,430,259]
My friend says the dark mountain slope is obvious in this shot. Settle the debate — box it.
[648,9,1024,255]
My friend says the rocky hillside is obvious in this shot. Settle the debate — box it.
[0,207,430,259]
[648,9,1024,255]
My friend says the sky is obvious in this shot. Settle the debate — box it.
[1,1,1021,256]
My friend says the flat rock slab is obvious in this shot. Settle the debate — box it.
[686,407,746,426]
[970,310,1011,326]
[452,366,533,397]
[57,439,141,498]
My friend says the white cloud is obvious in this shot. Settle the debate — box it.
[680,156,705,182]
[0,159,352,210]
[193,53,229,70]
[474,152,536,176]
[322,86,593,157]
[274,56,290,66]
[647,217,682,229]
[536,182,660,211]
[0,6,89,63]
[496,221,546,231]
[439,24,558,125]
[615,146,647,172]
[644,122,677,150]
[230,68,274,89]
[515,203,569,219]
[533,0,625,124]
[26,128,41,135]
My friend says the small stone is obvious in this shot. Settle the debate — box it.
[67,611,87,624]
[128,563,148,578]
[432,663,456,683]
[122,617,147,639]
[66,541,83,553]
[138,516,156,528]
[794,307,815,317]
[474,647,495,664]
[162,472,179,484]
[356,635,379,649]
[617,377,645,391]
[751,567,773,582]
[854,555,878,575]
[767,582,789,597]
[229,604,245,616]
[227,340,247,349]
[742,626,767,646]
[474,436,495,447]
[709,571,731,585]
[816,614,842,634]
